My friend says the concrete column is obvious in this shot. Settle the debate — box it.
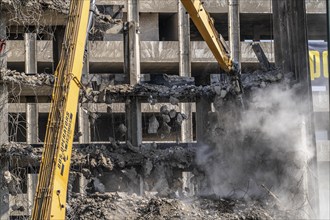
[228,0,240,66]
[27,174,38,215]
[178,1,190,76]
[127,0,141,85]
[78,104,90,143]
[26,102,38,144]
[24,33,37,74]
[126,0,142,147]
[178,0,193,142]
[196,97,211,145]
[79,42,90,143]
[0,16,9,220]
[273,0,319,217]
[0,163,9,220]
[0,85,7,145]
[292,0,319,217]
[126,97,142,146]
[272,0,291,72]
[0,17,7,145]
[25,33,38,144]
[272,0,282,68]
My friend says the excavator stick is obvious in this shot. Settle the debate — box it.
[31,0,90,219]
[180,0,243,94]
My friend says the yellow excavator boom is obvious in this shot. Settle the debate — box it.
[31,0,90,219]
[180,0,234,73]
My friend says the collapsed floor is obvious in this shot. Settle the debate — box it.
[0,67,316,219]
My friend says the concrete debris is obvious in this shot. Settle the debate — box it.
[81,70,291,104]
[169,109,177,119]
[93,5,124,37]
[158,122,171,138]
[1,0,70,14]
[87,178,106,194]
[149,74,195,87]
[0,68,54,87]
[0,68,289,102]
[160,105,169,114]
[251,43,273,71]
[241,69,290,89]
[116,124,127,139]
[67,192,278,220]
[169,96,179,105]
[0,142,194,179]
[148,115,159,134]
[162,114,171,123]
[2,171,20,196]
[147,95,157,105]
[176,113,184,125]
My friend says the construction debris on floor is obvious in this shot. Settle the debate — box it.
[67,192,279,220]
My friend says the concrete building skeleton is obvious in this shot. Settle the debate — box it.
[0,0,329,219]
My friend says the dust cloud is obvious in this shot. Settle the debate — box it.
[196,83,317,219]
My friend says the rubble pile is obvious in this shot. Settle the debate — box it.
[68,192,278,220]
[1,0,70,14]
[0,68,54,87]
[241,69,290,89]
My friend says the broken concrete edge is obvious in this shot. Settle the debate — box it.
[0,68,54,87]
[0,142,196,177]
[0,67,292,103]
[83,69,292,103]
[1,0,70,15]
[1,0,123,30]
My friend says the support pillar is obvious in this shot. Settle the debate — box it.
[326,6,330,219]
[79,42,90,143]
[273,0,319,217]
[25,33,38,144]
[24,33,37,75]
[78,104,90,143]
[228,0,240,66]
[178,0,193,142]
[126,0,142,147]
[126,97,142,146]
[0,84,7,146]
[272,0,291,72]
[196,97,211,145]
[293,0,319,217]
[26,102,38,144]
[0,17,8,145]
[0,15,9,220]
[27,174,38,215]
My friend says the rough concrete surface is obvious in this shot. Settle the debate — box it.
[67,192,277,220]
[0,68,305,219]
[0,68,54,86]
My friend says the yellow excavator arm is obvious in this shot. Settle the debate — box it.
[180,0,235,73]
[31,1,240,219]
[181,0,242,93]
[31,0,91,219]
